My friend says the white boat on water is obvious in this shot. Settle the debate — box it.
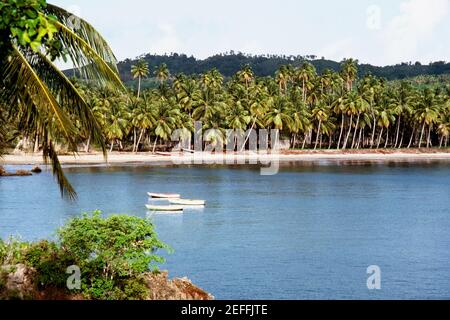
[148,193,181,199]
[168,199,206,206]
[146,205,184,212]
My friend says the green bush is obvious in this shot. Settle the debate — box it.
[23,240,75,289]
[0,211,169,300]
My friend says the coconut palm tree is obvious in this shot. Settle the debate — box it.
[155,63,170,86]
[416,89,440,148]
[237,65,254,88]
[294,62,316,103]
[265,96,293,148]
[312,103,330,150]
[341,58,358,92]
[0,2,124,198]
[152,99,181,152]
[388,82,414,148]
[131,60,149,98]
[438,114,450,148]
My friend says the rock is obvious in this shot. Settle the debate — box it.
[31,166,42,173]
[0,266,214,300]
[15,170,33,176]
[0,264,37,300]
[0,166,5,176]
[145,271,214,300]
[0,170,33,177]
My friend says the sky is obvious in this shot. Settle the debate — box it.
[51,0,450,66]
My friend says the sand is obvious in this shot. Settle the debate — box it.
[2,149,450,166]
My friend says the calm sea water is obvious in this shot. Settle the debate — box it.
[1,161,450,299]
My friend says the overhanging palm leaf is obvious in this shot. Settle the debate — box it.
[0,3,124,199]
[3,47,78,149]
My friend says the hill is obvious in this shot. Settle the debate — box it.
[115,52,450,83]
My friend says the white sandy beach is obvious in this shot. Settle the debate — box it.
[2,150,450,166]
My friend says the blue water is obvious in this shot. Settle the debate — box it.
[1,161,450,299]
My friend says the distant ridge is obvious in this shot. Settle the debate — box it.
[68,52,450,84]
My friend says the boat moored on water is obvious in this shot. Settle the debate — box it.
[148,193,181,199]
[168,199,206,206]
[145,204,184,212]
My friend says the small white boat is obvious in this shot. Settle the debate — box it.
[146,205,184,212]
[168,199,206,206]
[148,193,181,199]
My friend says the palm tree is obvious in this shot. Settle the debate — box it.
[275,65,292,95]
[341,58,358,92]
[237,65,254,88]
[0,2,124,198]
[438,114,450,148]
[388,82,414,148]
[131,60,149,98]
[416,89,440,148]
[294,62,316,103]
[152,99,181,152]
[312,103,330,150]
[155,63,170,85]
[265,96,293,148]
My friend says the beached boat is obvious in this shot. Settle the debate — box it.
[168,199,206,206]
[146,205,184,212]
[148,193,181,199]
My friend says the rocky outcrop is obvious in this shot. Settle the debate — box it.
[0,264,37,300]
[0,169,33,177]
[146,271,214,300]
[0,265,213,300]
[31,166,42,173]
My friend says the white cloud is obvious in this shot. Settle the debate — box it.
[380,0,450,64]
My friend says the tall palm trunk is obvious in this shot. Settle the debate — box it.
[314,120,322,150]
[240,117,257,152]
[399,129,405,149]
[33,133,39,153]
[132,127,137,153]
[110,140,114,153]
[337,114,345,150]
[135,129,146,153]
[407,126,416,149]
[152,136,159,153]
[426,125,432,148]
[377,128,384,149]
[394,115,402,148]
[137,76,142,98]
[370,114,377,148]
[351,113,360,149]
[342,114,353,150]
[84,135,91,153]
[418,121,426,148]
[384,128,389,149]
[302,79,306,102]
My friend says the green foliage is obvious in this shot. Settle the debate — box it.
[0,211,169,300]
[113,53,450,84]
[58,210,168,279]
[0,0,63,58]
[23,240,75,288]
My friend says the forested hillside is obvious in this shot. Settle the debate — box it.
[108,52,450,85]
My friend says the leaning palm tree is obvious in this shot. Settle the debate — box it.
[0,2,124,198]
[131,60,149,98]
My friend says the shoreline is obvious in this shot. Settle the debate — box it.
[2,149,450,166]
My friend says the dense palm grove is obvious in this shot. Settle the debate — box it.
[69,59,450,153]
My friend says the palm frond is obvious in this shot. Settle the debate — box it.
[50,18,124,89]
[2,47,78,150]
[42,135,77,200]
[32,50,107,157]
[44,4,117,65]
